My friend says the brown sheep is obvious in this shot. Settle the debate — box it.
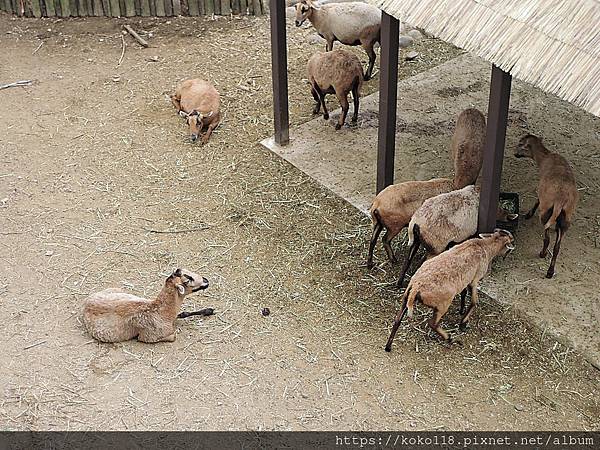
[307,49,364,130]
[295,0,381,80]
[385,229,515,351]
[82,269,213,343]
[367,178,455,268]
[451,108,486,189]
[171,78,221,144]
[514,134,579,278]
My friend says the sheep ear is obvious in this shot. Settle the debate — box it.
[507,213,519,221]
[174,268,182,277]
[479,233,493,239]
[176,284,185,295]
[506,243,515,251]
[207,111,213,118]
[179,110,188,118]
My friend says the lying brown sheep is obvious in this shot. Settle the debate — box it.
[82,268,213,343]
[171,78,221,144]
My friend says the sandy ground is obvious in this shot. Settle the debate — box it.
[0,13,598,431]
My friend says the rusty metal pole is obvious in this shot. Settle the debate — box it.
[478,65,512,232]
[376,11,399,193]
[270,0,289,145]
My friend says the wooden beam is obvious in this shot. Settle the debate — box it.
[269,0,289,145]
[376,11,399,193]
[478,64,512,232]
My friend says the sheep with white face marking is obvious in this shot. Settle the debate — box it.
[514,134,578,278]
[397,185,517,286]
[171,78,221,144]
[307,49,364,129]
[367,178,455,268]
[295,0,381,80]
[451,108,486,189]
[385,229,515,351]
[82,268,214,343]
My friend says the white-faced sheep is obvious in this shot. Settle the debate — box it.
[451,108,486,189]
[367,178,455,268]
[171,78,221,144]
[385,229,515,351]
[397,185,517,287]
[514,134,579,278]
[295,0,381,80]
[82,268,213,343]
[307,49,364,130]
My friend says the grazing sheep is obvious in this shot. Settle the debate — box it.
[82,269,213,343]
[514,134,579,278]
[171,78,221,144]
[451,108,486,189]
[307,49,364,130]
[367,178,455,268]
[397,185,517,287]
[385,229,515,351]
[295,0,381,80]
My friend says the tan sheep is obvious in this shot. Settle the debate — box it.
[295,0,381,80]
[397,185,517,287]
[171,78,221,144]
[82,268,213,343]
[307,49,364,130]
[514,134,579,278]
[367,178,455,268]
[451,108,486,189]
[385,229,515,351]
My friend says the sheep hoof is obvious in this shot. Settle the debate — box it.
[459,322,468,332]
[351,116,358,123]
[364,75,371,81]
[384,345,392,352]
[323,113,329,120]
[545,269,555,279]
[366,261,373,270]
[335,123,342,130]
[539,250,547,258]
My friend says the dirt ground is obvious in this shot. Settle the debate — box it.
[0,13,598,431]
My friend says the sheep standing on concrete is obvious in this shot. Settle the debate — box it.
[171,78,221,144]
[451,108,486,189]
[82,269,213,343]
[397,185,517,287]
[295,0,381,80]
[367,178,455,268]
[514,134,578,278]
[307,49,364,129]
[385,229,515,351]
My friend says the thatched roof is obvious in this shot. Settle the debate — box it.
[373,0,600,117]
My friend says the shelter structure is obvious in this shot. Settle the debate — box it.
[268,0,600,231]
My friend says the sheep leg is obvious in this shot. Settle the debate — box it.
[138,330,176,343]
[429,306,451,341]
[397,240,420,288]
[170,94,182,113]
[335,93,349,130]
[384,295,408,352]
[201,121,218,145]
[524,199,539,219]
[540,227,551,258]
[351,79,360,123]
[363,43,376,81]
[367,220,384,269]
[325,39,334,52]
[178,308,215,319]
[546,226,563,279]
[459,288,468,315]
[459,283,478,330]
[314,85,329,120]
[311,86,321,114]
[382,229,400,265]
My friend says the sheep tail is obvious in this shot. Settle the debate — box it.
[407,221,420,248]
[542,204,565,230]
[406,288,419,320]
[372,207,383,226]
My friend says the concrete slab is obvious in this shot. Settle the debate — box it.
[262,53,600,368]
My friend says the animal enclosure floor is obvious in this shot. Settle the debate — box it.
[262,53,600,369]
[0,14,598,431]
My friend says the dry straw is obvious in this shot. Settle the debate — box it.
[373,0,600,117]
